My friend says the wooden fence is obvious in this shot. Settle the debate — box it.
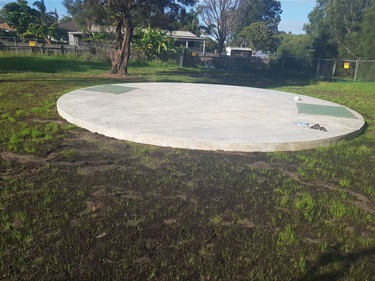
[0,37,109,57]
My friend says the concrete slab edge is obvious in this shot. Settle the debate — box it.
[57,101,365,153]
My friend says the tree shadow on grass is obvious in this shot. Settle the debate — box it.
[152,68,315,88]
[298,245,375,281]
[0,56,110,73]
[0,55,316,89]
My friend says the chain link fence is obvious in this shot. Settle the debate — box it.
[187,53,375,82]
[272,55,375,82]
[272,55,318,77]
[183,52,269,70]
[355,60,375,82]
[1,35,375,82]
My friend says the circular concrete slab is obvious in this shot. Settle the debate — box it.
[57,83,365,152]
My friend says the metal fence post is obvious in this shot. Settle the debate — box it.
[301,56,305,74]
[179,49,184,67]
[354,59,360,82]
[281,56,285,72]
[331,59,337,79]
[14,36,18,53]
[315,57,321,77]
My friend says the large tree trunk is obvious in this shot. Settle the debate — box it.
[110,14,133,75]
[218,38,225,54]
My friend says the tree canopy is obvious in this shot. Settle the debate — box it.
[33,0,58,25]
[237,22,279,53]
[359,4,375,59]
[64,0,196,75]
[304,0,374,59]
[198,0,240,54]
[198,0,282,54]
[0,0,60,41]
[237,0,282,32]
[276,33,312,57]
[173,8,201,36]
[0,0,40,35]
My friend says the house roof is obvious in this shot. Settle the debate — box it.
[90,25,115,33]
[0,23,14,30]
[168,30,205,42]
[226,47,253,51]
[59,21,80,32]
[59,21,117,33]
[66,27,205,42]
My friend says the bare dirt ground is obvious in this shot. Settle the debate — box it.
[1,125,374,280]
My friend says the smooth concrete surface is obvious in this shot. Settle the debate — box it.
[57,83,365,152]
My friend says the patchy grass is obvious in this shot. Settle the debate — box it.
[0,53,374,280]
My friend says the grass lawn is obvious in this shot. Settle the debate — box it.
[0,53,374,280]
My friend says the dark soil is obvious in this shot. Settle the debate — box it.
[1,126,374,281]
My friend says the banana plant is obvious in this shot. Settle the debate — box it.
[133,25,176,60]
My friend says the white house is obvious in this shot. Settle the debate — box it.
[226,47,253,57]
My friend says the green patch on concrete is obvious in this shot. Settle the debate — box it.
[85,85,136,95]
[297,103,357,119]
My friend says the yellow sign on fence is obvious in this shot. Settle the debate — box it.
[344,62,350,69]
[29,41,36,47]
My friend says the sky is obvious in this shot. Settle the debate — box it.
[278,0,316,34]
[1,0,317,34]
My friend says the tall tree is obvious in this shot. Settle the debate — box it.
[31,0,59,41]
[174,8,201,35]
[237,0,282,32]
[0,0,39,34]
[304,0,374,58]
[359,5,375,59]
[33,0,47,24]
[237,22,279,53]
[198,0,240,53]
[304,1,337,58]
[276,33,312,57]
[64,0,195,75]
